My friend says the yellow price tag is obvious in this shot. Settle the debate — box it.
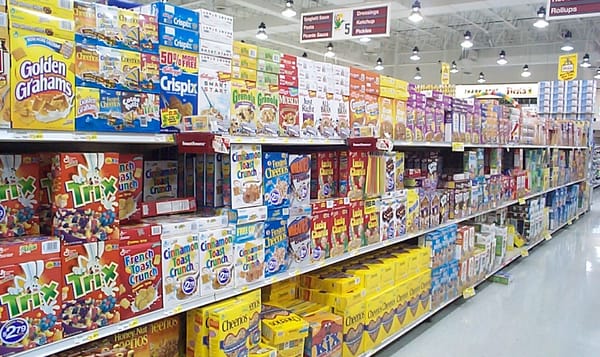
[29,132,44,140]
[292,269,300,276]
[173,305,183,314]
[518,198,526,205]
[129,319,139,328]
[87,331,100,341]
[167,135,175,143]
[521,249,529,257]
[317,261,326,268]
[240,286,249,292]
[452,142,465,152]
[462,287,476,299]
[545,233,552,241]
[568,219,573,226]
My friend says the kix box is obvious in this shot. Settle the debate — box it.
[10,29,75,130]
[303,311,343,357]
[0,236,62,355]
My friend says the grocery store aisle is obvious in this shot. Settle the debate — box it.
[379,195,600,357]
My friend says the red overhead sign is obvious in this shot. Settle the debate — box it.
[300,3,391,43]
[546,0,600,20]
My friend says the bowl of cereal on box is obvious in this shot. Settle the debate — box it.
[31,92,74,123]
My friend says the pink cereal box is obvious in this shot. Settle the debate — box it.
[0,154,41,237]
[161,233,200,305]
[52,153,120,245]
[61,241,121,337]
[118,154,143,223]
[198,227,234,295]
[229,144,263,209]
[143,160,178,202]
[0,236,62,354]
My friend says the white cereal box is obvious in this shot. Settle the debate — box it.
[288,154,310,210]
[198,227,234,295]
[196,54,231,135]
[229,144,263,209]
[233,222,265,288]
[143,160,178,202]
[299,89,319,138]
[161,233,200,305]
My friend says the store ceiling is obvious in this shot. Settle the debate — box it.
[156,0,600,84]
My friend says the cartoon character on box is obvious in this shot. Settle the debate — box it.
[0,237,62,354]
[263,152,290,209]
[0,154,41,237]
[289,154,310,209]
[379,197,395,241]
[118,241,162,320]
[311,152,337,200]
[348,152,367,201]
[349,200,364,250]
[199,228,234,295]
[61,241,121,337]
[331,204,349,257]
[52,153,119,245]
[311,203,330,262]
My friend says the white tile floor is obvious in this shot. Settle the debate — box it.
[378,193,600,357]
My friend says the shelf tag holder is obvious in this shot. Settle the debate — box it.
[463,287,476,299]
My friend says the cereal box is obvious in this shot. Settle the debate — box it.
[118,240,162,320]
[230,79,257,136]
[158,24,199,52]
[233,222,265,288]
[138,2,198,31]
[117,154,143,223]
[394,99,407,141]
[333,94,350,139]
[364,198,379,246]
[238,289,262,348]
[200,38,233,59]
[300,89,319,138]
[159,46,199,133]
[406,188,420,233]
[330,202,349,257]
[287,209,311,270]
[311,201,330,262]
[310,152,337,200]
[257,84,279,136]
[318,93,336,138]
[195,54,231,135]
[11,29,74,131]
[363,292,384,350]
[379,96,394,139]
[9,0,73,19]
[0,14,8,128]
[336,300,365,357]
[264,213,289,279]
[161,233,200,305]
[52,153,119,245]
[143,160,178,202]
[0,236,62,354]
[75,45,141,92]
[109,315,181,357]
[138,13,158,54]
[8,5,74,41]
[116,8,139,51]
[140,52,159,93]
[74,0,95,43]
[347,151,367,201]
[365,93,379,137]
[0,154,41,237]
[198,227,234,295]
[302,311,343,357]
[198,9,234,41]
[279,85,299,137]
[379,196,394,241]
[349,90,365,137]
[263,152,290,209]
[394,190,407,238]
[250,344,277,357]
[288,154,310,210]
[229,144,262,209]
[349,200,364,251]
[208,299,250,357]
[92,4,119,48]
[260,305,309,345]
[61,241,121,337]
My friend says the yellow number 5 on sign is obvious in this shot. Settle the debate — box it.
[558,53,577,81]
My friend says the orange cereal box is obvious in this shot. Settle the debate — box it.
[52,153,120,245]
[110,316,181,357]
[61,241,121,337]
[0,236,62,355]
[118,154,143,223]
[11,29,74,130]
[0,154,41,237]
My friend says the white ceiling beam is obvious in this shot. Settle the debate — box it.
[484,9,518,30]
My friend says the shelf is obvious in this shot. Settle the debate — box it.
[224,135,346,146]
[13,178,586,357]
[391,140,586,150]
[0,129,176,144]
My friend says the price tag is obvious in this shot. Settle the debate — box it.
[87,331,100,341]
[545,233,552,241]
[129,319,140,328]
[568,219,573,226]
[240,286,249,292]
[29,132,44,140]
[452,142,465,152]
[166,135,175,143]
[292,269,300,276]
[173,305,183,314]
[317,261,326,268]
[521,249,529,257]
[518,198,526,205]
[462,287,476,299]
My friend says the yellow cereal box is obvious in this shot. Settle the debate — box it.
[208,301,250,357]
[249,343,277,357]
[415,269,431,318]
[11,29,74,130]
[363,292,384,351]
[393,278,411,329]
[7,0,74,20]
[300,271,361,294]
[337,300,365,357]
[8,5,74,40]
[342,264,380,291]
[406,274,420,323]
[0,13,9,128]
[379,287,398,341]
[359,258,394,290]
[237,289,262,348]
[260,305,309,345]
[186,298,233,357]
[303,311,343,357]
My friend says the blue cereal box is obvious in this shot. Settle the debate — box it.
[264,211,289,278]
[75,44,140,92]
[263,152,290,209]
[159,46,199,132]
[158,24,199,52]
[138,2,199,31]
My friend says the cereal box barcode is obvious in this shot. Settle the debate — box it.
[42,240,60,254]
[60,0,71,9]
[249,49,257,58]
[143,204,149,216]
[151,225,161,236]
[140,117,148,127]
[61,21,73,31]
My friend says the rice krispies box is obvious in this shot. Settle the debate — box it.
[161,233,200,305]
[118,240,162,320]
[117,154,143,223]
[0,236,62,354]
[289,154,310,210]
[229,144,263,209]
[52,153,119,245]
[263,152,290,210]
[198,228,234,295]
[279,86,300,137]
[233,222,265,288]
[159,46,198,133]
[0,154,41,237]
[61,241,121,337]
[287,207,311,270]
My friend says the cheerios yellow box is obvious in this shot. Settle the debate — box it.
[11,29,74,130]
[406,274,421,323]
[300,271,361,294]
[380,287,399,341]
[336,300,365,357]
[363,291,384,351]
[186,298,233,357]
[415,269,432,318]
[343,263,381,291]
[208,300,250,357]
[393,279,411,330]
[237,289,262,348]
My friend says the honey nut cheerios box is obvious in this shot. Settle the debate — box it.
[61,241,121,337]
[10,29,75,131]
[0,236,62,355]
[108,315,181,357]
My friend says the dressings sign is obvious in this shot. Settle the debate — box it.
[546,0,600,20]
[300,3,391,43]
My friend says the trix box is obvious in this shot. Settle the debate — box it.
[0,154,41,237]
[61,241,121,337]
[138,2,199,31]
[52,153,120,245]
[263,152,290,209]
[118,154,143,223]
[0,236,62,355]
[159,46,199,133]
[118,240,162,320]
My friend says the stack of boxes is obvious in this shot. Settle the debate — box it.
[420,225,459,309]
[256,46,280,136]
[279,53,299,137]
[508,196,545,244]
[231,41,258,136]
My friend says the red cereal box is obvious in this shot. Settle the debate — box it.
[39,153,54,236]
[0,154,41,238]
[364,198,380,246]
[61,241,121,337]
[311,201,331,262]
[279,86,299,137]
[118,154,143,224]
[349,200,364,251]
[330,200,349,257]
[52,153,120,245]
[118,240,162,320]
[310,152,337,200]
[347,151,367,201]
[0,236,62,355]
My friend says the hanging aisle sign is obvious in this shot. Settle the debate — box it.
[558,53,578,81]
[546,0,600,20]
[300,3,391,43]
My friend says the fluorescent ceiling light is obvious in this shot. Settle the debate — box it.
[477,72,486,83]
[414,67,422,80]
[497,50,507,65]
[521,64,531,78]
[256,22,268,40]
[408,1,423,23]
[461,30,473,49]
[410,47,420,61]
[281,0,296,17]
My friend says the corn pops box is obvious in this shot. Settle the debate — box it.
[0,154,41,237]
[229,144,263,209]
[0,236,62,354]
[143,160,178,202]
[279,85,299,137]
[161,233,200,305]
[287,209,311,270]
[61,241,121,337]
[263,152,290,209]
[230,79,257,136]
[289,154,310,210]
[264,213,289,279]
[198,227,234,295]
[117,154,143,224]
[118,240,162,320]
[11,29,75,131]
[52,153,119,245]
[233,222,265,288]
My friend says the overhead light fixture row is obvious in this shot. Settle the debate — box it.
[450,61,459,73]
[496,50,507,65]
[533,6,549,29]
[461,30,473,49]
[581,53,591,68]
[324,42,335,58]
[281,0,296,17]
[477,72,486,83]
[521,64,532,78]
[410,47,421,61]
[595,68,600,79]
[408,0,423,23]
[375,58,384,71]
[414,67,422,80]
[256,22,268,40]
[561,30,574,52]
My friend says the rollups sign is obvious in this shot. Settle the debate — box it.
[300,3,391,43]
[546,0,600,20]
